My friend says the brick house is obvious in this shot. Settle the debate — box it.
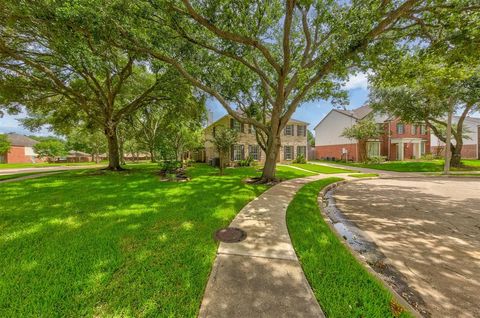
[314,105,431,161]
[0,133,43,164]
[430,116,480,159]
[204,115,309,164]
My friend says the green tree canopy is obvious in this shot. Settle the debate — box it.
[34,139,67,160]
[0,134,11,154]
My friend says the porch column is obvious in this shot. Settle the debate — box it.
[399,141,404,161]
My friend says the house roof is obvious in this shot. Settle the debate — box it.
[204,113,309,130]
[313,105,374,130]
[6,133,38,147]
[67,150,91,157]
[336,105,373,120]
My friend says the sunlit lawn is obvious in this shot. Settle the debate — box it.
[317,159,480,172]
[291,163,354,174]
[0,161,105,170]
[0,163,313,317]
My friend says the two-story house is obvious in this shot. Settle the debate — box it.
[314,105,430,161]
[204,114,309,164]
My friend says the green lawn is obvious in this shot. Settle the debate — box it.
[287,179,412,318]
[316,159,480,172]
[291,163,354,174]
[348,173,379,178]
[0,172,47,181]
[0,163,313,317]
[0,161,105,170]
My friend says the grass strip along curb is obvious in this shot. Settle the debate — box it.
[286,178,413,318]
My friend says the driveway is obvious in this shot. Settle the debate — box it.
[333,178,480,318]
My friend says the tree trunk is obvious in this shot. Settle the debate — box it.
[149,146,156,163]
[450,144,462,167]
[444,101,454,174]
[358,139,367,163]
[261,134,280,182]
[104,124,123,170]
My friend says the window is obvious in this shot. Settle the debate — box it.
[411,124,417,135]
[231,144,244,161]
[230,118,242,132]
[284,125,294,136]
[284,145,294,160]
[297,146,306,159]
[420,125,427,135]
[297,125,306,137]
[396,123,405,134]
[248,145,261,161]
[421,140,427,156]
[248,124,255,134]
[366,141,380,158]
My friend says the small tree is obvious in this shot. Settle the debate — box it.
[211,127,238,175]
[34,139,67,162]
[0,134,11,155]
[341,120,381,162]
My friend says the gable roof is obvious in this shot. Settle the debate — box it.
[6,133,38,147]
[314,105,374,130]
[204,113,309,130]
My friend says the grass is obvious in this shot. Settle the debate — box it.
[290,163,354,174]
[315,159,480,172]
[348,173,379,178]
[0,163,313,317]
[0,172,48,181]
[0,161,105,170]
[287,178,412,318]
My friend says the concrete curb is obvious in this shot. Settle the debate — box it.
[318,180,424,318]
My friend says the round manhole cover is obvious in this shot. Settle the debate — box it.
[214,227,247,243]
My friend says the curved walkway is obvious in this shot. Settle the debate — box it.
[199,173,353,318]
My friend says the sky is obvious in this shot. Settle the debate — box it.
[0,73,371,136]
[206,72,370,132]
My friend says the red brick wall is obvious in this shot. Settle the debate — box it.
[431,145,478,159]
[315,143,357,161]
[6,146,29,163]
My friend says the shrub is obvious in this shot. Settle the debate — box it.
[366,156,386,164]
[293,154,307,164]
[420,153,435,160]
[238,155,254,167]
[159,160,182,174]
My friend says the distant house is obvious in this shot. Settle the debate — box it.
[430,116,480,159]
[0,133,43,164]
[204,114,309,164]
[66,150,92,163]
[314,105,431,161]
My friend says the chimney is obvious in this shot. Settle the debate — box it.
[207,110,214,126]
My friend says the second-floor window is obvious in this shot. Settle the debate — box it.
[396,123,405,134]
[411,124,417,135]
[420,124,427,135]
[297,125,306,137]
[284,145,294,160]
[231,119,242,132]
[284,125,294,136]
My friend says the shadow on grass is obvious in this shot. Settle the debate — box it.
[1,164,304,317]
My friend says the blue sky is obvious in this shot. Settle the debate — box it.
[0,73,370,136]
[207,72,369,131]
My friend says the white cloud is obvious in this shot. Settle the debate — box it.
[344,72,369,90]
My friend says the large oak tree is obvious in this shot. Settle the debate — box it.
[115,0,474,181]
[0,0,182,170]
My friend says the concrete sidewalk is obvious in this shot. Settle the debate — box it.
[199,173,353,318]
[308,161,424,178]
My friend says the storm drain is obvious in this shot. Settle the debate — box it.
[214,227,246,243]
